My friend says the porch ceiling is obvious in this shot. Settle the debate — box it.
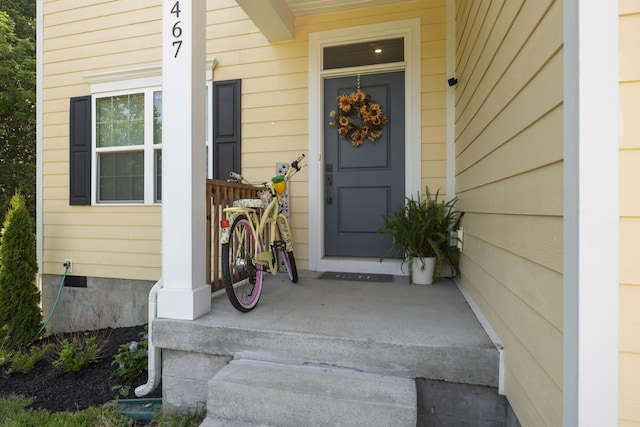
[235,0,415,42]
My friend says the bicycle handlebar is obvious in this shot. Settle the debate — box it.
[228,153,306,186]
[229,172,243,182]
[291,153,305,171]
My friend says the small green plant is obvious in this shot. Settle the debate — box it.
[6,343,55,374]
[53,333,106,372]
[0,331,16,367]
[112,325,149,396]
[0,349,9,367]
[380,187,464,279]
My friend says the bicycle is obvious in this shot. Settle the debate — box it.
[219,154,306,312]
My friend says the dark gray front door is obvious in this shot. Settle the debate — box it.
[324,71,405,258]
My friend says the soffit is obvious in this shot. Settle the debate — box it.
[236,0,415,42]
[285,0,413,17]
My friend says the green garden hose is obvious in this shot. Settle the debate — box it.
[31,262,69,342]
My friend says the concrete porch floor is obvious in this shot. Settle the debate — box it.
[153,270,500,415]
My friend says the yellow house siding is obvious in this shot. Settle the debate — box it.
[619,1,640,424]
[421,3,447,192]
[213,0,447,268]
[41,0,163,280]
[454,1,562,426]
[42,0,446,276]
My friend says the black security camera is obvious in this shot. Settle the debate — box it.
[447,77,458,87]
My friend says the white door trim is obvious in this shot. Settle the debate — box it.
[308,19,421,275]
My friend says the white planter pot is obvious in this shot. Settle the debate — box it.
[411,257,436,285]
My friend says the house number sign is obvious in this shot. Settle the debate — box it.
[170,1,183,58]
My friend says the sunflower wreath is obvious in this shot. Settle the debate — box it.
[329,90,388,147]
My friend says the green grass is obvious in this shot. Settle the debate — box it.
[0,395,32,425]
[151,403,206,427]
[0,395,131,426]
[0,395,206,427]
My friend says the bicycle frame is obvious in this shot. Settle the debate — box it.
[221,154,304,275]
[223,196,292,276]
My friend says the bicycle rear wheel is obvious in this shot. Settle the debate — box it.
[221,215,264,312]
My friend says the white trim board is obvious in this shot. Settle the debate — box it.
[455,279,505,395]
[36,0,44,276]
[84,59,218,93]
[563,1,619,425]
[307,19,421,275]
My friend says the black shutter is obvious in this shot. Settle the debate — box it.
[69,96,92,205]
[212,79,241,179]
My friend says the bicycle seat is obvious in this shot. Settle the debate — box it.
[233,199,263,208]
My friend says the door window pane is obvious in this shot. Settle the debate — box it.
[323,38,404,70]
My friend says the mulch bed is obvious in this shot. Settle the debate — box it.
[0,325,162,414]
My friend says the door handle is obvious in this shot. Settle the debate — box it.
[325,164,333,205]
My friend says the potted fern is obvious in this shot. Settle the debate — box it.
[380,187,463,284]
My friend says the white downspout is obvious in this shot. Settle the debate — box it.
[135,278,163,397]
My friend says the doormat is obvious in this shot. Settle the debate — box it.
[318,271,394,283]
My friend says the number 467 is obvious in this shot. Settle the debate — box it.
[171,1,182,58]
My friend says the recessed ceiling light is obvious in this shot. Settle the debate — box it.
[374,48,382,54]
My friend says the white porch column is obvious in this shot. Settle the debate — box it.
[564,0,619,425]
[157,0,211,319]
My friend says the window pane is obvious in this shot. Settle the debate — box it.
[153,91,162,145]
[154,149,162,202]
[115,177,132,200]
[99,151,144,202]
[97,122,113,148]
[100,177,115,200]
[96,93,145,147]
[323,38,404,70]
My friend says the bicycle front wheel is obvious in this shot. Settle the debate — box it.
[276,219,298,283]
[221,215,264,312]
[281,246,298,283]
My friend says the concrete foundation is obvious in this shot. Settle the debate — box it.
[203,359,417,426]
[162,349,231,413]
[416,379,522,427]
[40,275,155,334]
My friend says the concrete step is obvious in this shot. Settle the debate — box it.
[156,317,499,388]
[200,359,417,427]
[155,275,500,390]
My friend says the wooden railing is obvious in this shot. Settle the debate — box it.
[206,179,260,291]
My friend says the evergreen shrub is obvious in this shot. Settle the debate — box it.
[0,192,41,348]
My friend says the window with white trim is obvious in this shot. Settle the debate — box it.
[74,61,220,206]
[92,84,213,204]
[93,88,161,204]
